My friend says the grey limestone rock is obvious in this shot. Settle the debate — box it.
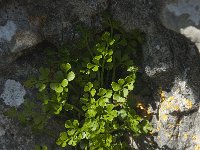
[180,26,200,52]
[160,0,200,31]
[0,79,26,107]
[160,0,200,53]
[0,0,200,149]
[112,0,200,149]
[0,0,108,67]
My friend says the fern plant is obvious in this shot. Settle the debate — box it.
[6,17,152,150]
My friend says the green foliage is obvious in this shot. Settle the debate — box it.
[34,145,48,150]
[6,16,152,149]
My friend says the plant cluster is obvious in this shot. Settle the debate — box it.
[6,17,152,150]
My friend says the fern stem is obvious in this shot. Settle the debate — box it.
[68,83,79,95]
[105,70,110,87]
[72,105,84,115]
[108,17,113,39]
[98,71,101,83]
[86,34,94,58]
[101,58,106,87]
[112,58,116,81]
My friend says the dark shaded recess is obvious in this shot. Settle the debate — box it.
[15,40,58,67]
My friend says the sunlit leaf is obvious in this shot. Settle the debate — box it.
[109,39,115,45]
[84,82,93,92]
[118,79,125,86]
[60,132,68,140]
[94,55,102,60]
[90,89,96,97]
[67,71,75,81]
[104,90,112,98]
[106,56,112,62]
[61,63,71,72]
[113,93,125,102]
[38,83,46,92]
[108,49,113,56]
[61,79,68,87]
[92,65,99,72]
[55,86,63,93]
[87,63,94,69]
[111,82,121,91]
[123,88,129,97]
[86,109,97,118]
[118,109,127,119]
[68,129,76,136]
[106,104,114,112]
[98,88,107,96]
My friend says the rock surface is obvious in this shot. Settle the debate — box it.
[180,26,200,51]
[0,0,200,150]
[0,0,108,67]
[160,0,200,53]
[0,79,26,107]
[160,0,200,31]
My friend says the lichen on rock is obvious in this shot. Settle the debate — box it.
[0,21,16,42]
[180,26,200,52]
[0,79,26,107]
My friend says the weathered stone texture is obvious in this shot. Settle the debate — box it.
[0,0,200,149]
